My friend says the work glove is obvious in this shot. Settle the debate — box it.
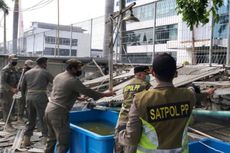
[13,91,22,99]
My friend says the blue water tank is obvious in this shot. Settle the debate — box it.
[189,138,230,153]
[68,109,118,153]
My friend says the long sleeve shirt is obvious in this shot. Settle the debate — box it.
[48,71,103,111]
[118,81,196,151]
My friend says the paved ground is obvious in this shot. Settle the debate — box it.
[0,120,44,153]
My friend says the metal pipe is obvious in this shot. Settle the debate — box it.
[69,24,73,57]
[151,1,157,64]
[109,19,114,91]
[192,109,230,118]
[209,1,214,67]
[90,19,93,57]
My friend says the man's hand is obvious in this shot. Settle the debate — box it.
[103,91,116,97]
[206,87,216,95]
[11,88,18,94]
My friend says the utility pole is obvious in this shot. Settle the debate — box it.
[227,1,230,66]
[103,0,114,58]
[107,2,137,91]
[57,0,60,56]
[108,19,114,91]
[4,12,7,54]
[119,0,126,62]
[12,0,19,54]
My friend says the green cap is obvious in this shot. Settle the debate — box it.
[66,59,84,68]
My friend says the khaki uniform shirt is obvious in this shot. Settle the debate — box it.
[0,64,19,93]
[118,77,151,124]
[21,65,53,99]
[118,82,196,150]
[46,71,103,112]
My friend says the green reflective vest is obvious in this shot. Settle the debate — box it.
[136,118,190,153]
[134,87,195,153]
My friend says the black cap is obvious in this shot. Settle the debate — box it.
[66,59,84,68]
[134,66,150,74]
[152,53,176,81]
[36,57,48,64]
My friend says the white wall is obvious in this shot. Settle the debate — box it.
[76,33,91,57]
[24,27,91,57]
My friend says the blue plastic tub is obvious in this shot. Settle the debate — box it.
[68,109,118,153]
[189,138,230,153]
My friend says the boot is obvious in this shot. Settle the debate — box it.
[22,136,31,147]
[5,123,16,132]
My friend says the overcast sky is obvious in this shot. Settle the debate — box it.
[0,0,105,42]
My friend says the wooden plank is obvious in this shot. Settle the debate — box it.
[193,81,230,86]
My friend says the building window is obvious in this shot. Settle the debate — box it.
[124,28,153,46]
[45,36,55,44]
[155,24,178,44]
[131,0,176,22]
[214,1,229,39]
[45,36,78,46]
[44,48,54,55]
[133,3,154,21]
[72,39,78,46]
[59,49,70,56]
[71,50,77,56]
[60,38,70,45]
[156,0,176,18]
[124,24,178,46]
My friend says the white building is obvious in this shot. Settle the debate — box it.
[22,22,91,57]
[114,0,229,64]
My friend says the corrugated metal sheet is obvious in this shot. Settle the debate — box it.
[97,65,225,103]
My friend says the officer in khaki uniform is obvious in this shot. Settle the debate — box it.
[115,66,151,153]
[44,59,115,153]
[17,59,34,123]
[21,57,53,146]
[0,54,19,132]
[118,53,196,153]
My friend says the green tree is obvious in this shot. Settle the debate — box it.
[176,0,223,64]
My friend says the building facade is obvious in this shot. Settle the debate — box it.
[23,22,92,57]
[114,0,229,64]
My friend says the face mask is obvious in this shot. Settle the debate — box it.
[75,70,82,76]
[145,75,150,82]
[11,62,17,66]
